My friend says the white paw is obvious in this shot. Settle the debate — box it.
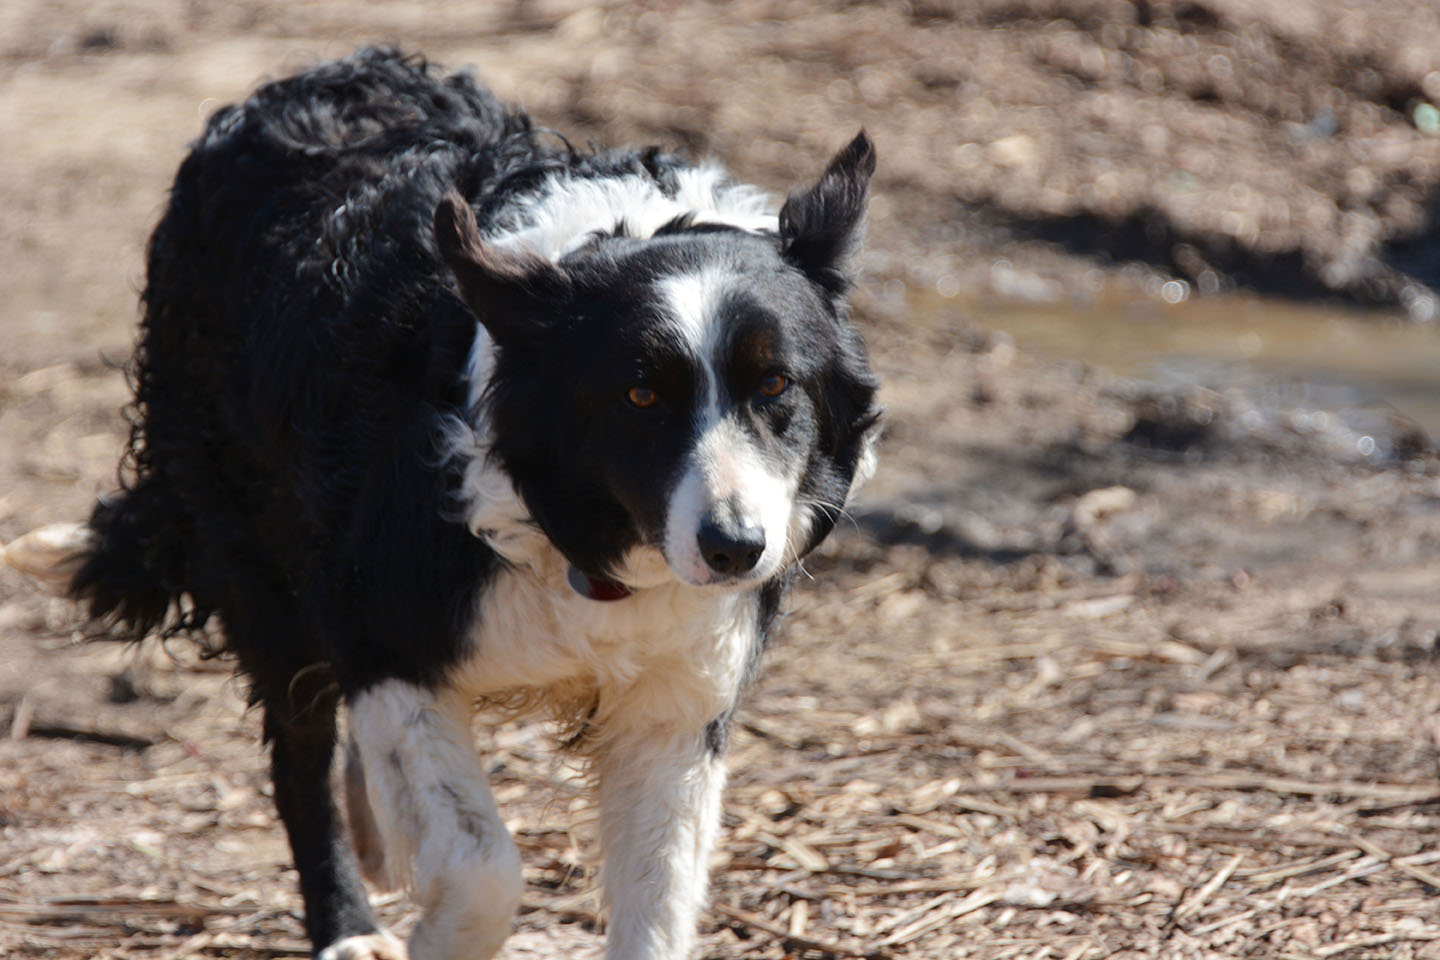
[318,932,407,960]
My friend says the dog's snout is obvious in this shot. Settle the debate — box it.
[696,514,766,576]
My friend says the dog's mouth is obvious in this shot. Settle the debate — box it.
[566,564,634,602]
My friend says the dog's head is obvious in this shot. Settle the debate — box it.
[437,133,879,592]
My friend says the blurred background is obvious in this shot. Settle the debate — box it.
[4,3,1440,959]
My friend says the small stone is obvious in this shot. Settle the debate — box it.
[988,133,1038,170]
[1413,101,1440,135]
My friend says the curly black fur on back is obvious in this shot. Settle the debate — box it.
[74,48,560,694]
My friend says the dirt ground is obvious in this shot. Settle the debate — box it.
[4,2,1440,958]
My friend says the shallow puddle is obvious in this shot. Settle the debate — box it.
[969,294,1440,440]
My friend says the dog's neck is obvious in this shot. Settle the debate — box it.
[566,565,633,602]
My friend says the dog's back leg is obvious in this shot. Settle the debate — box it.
[263,699,394,958]
[347,681,523,960]
[225,581,397,959]
[343,732,396,891]
[260,689,405,960]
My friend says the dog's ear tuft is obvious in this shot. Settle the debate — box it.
[434,193,566,342]
[779,131,876,297]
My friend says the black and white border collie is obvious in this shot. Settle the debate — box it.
[67,47,878,960]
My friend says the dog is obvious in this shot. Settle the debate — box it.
[54,46,878,959]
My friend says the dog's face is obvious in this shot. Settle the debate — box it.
[438,134,879,590]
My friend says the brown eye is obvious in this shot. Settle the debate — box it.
[627,385,658,408]
[758,372,789,398]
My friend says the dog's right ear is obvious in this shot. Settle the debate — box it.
[434,193,568,343]
[779,131,876,298]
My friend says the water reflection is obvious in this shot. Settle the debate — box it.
[965,294,1440,447]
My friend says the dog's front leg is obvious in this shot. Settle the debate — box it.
[347,682,524,960]
[594,716,727,960]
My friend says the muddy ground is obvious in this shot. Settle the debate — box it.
[5,2,1440,958]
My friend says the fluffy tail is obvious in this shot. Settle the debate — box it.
[67,478,200,639]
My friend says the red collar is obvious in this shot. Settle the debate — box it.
[567,565,633,602]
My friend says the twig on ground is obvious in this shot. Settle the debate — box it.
[0,896,249,924]
[1288,857,1386,898]
[711,901,893,958]
[869,892,957,936]
[823,879,978,898]
[1314,930,1440,957]
[873,888,1003,948]
[159,931,214,960]
[6,717,155,750]
[953,772,1440,802]
[1173,853,1244,920]
[1238,850,1361,884]
[1348,834,1440,890]
[1187,907,1259,936]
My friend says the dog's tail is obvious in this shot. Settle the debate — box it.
[69,478,199,638]
[46,89,218,641]
[3,476,199,640]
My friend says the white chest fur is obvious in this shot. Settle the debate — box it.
[445,555,760,739]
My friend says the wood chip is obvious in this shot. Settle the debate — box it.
[1,522,94,591]
[788,897,808,937]
[890,813,968,839]
[160,931,215,960]
[873,888,1003,948]
[869,892,956,936]
[8,693,32,741]
[1173,852,1243,919]
[755,830,830,872]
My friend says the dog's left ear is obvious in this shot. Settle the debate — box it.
[779,131,876,296]
[434,192,568,344]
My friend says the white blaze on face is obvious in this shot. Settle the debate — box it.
[659,269,798,586]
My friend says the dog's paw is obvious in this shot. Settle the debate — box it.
[318,932,407,960]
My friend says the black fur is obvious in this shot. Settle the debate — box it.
[73,47,541,948]
[779,131,877,296]
[71,46,878,956]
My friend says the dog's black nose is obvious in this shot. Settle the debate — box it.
[697,517,766,575]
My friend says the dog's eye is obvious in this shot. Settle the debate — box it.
[627,385,659,408]
[758,373,789,398]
